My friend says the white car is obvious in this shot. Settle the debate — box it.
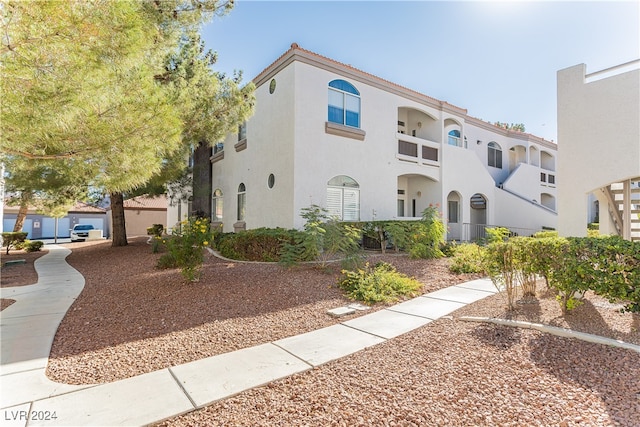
[70,224,95,242]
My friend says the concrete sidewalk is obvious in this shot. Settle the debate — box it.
[1,247,497,426]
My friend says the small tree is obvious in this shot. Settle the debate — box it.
[408,205,446,259]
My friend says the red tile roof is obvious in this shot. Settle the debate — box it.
[123,196,168,210]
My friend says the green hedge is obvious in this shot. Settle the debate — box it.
[216,228,308,262]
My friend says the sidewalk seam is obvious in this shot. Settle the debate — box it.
[168,367,198,410]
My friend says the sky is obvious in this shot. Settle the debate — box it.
[201,1,640,143]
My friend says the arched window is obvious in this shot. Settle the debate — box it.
[448,129,461,147]
[328,79,361,128]
[237,183,246,221]
[488,142,503,169]
[327,175,360,221]
[212,189,223,221]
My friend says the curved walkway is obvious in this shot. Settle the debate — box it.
[1,247,636,426]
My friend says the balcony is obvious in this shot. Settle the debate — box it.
[396,134,440,167]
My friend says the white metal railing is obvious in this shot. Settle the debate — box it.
[452,223,545,242]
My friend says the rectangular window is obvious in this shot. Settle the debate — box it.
[238,123,247,141]
[541,172,546,182]
[488,148,502,168]
[548,175,555,184]
[237,193,245,221]
[328,89,344,125]
[398,140,418,157]
[342,189,360,221]
[448,201,459,224]
[422,146,438,161]
[326,187,343,219]
[397,199,405,217]
[344,95,360,127]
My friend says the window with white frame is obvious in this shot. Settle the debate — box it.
[238,122,247,141]
[448,129,461,147]
[327,175,360,221]
[328,80,361,128]
[212,189,223,221]
[488,142,503,168]
[448,200,459,223]
[237,183,246,221]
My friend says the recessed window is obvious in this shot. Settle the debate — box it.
[269,79,276,94]
[327,175,360,221]
[488,142,503,169]
[328,79,361,128]
[448,130,461,147]
[238,122,247,142]
[268,174,275,188]
[212,189,223,221]
[237,183,246,221]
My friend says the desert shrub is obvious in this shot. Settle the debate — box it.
[484,239,518,310]
[157,217,213,282]
[408,205,446,259]
[575,236,640,313]
[216,228,304,262]
[449,242,486,274]
[2,232,28,254]
[338,261,423,304]
[281,205,362,268]
[22,240,44,252]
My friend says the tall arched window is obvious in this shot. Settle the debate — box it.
[212,189,223,221]
[327,175,360,221]
[237,183,246,221]
[488,142,503,169]
[328,80,361,128]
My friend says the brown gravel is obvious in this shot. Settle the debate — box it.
[14,238,640,425]
[1,249,48,288]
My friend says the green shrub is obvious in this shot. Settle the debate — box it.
[338,261,423,304]
[449,242,486,274]
[408,205,446,259]
[22,240,44,252]
[217,228,305,262]
[280,205,362,268]
[2,232,28,254]
[157,217,213,282]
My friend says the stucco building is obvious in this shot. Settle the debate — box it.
[557,60,640,240]
[196,44,558,240]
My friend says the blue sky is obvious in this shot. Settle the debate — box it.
[201,1,640,143]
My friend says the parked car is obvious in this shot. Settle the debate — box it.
[70,224,95,242]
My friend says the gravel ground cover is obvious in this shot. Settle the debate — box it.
[8,238,640,425]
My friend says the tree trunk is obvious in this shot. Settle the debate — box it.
[190,141,212,219]
[110,192,128,247]
[13,192,31,232]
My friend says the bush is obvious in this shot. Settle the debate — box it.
[157,217,213,282]
[2,232,28,254]
[449,242,486,274]
[338,261,423,304]
[217,228,306,262]
[408,205,446,259]
[22,240,44,252]
[280,205,362,268]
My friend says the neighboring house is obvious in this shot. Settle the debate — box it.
[2,202,109,239]
[557,60,640,241]
[117,195,168,237]
[208,44,558,240]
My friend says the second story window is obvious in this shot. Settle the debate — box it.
[328,79,360,128]
[488,142,503,169]
[448,130,461,147]
[238,123,247,141]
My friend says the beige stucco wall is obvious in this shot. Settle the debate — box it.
[124,209,167,236]
[557,62,640,237]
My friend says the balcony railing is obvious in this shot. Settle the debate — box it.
[449,223,544,242]
[396,134,440,166]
